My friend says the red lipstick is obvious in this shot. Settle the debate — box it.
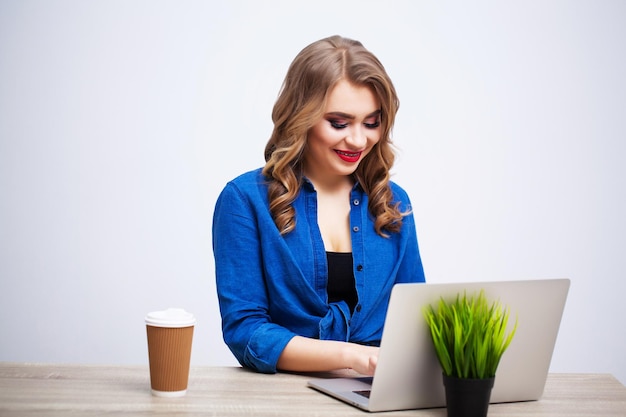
[335,150,362,163]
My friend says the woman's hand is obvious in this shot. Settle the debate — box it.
[346,343,379,376]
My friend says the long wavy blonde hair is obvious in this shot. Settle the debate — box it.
[263,35,404,237]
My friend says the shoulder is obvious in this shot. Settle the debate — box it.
[227,167,266,186]
[222,168,268,194]
[388,180,408,196]
[388,180,412,205]
[216,168,269,207]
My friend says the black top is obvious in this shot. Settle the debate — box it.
[326,251,358,314]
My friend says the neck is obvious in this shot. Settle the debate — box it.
[304,171,354,194]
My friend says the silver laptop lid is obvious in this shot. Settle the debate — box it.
[367,279,570,412]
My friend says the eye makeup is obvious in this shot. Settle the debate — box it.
[325,109,381,130]
[329,120,349,129]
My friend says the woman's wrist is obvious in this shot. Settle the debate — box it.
[339,341,356,370]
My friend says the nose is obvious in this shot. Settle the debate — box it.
[345,125,367,149]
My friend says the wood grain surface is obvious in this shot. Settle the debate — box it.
[1,363,625,416]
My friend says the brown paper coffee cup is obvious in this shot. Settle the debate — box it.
[145,308,195,397]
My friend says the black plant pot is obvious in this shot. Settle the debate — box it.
[442,374,495,417]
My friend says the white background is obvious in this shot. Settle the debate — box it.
[1,0,625,385]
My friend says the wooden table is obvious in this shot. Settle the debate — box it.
[1,363,625,416]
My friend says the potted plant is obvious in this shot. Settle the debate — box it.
[424,290,517,417]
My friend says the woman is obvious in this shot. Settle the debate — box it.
[212,35,425,375]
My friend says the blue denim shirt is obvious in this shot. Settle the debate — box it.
[212,168,425,373]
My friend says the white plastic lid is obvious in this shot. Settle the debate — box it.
[145,308,196,328]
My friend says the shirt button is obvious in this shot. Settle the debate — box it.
[353,199,360,206]
[356,264,363,271]
[356,304,362,312]
[352,226,359,232]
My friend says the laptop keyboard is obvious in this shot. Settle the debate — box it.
[353,390,371,398]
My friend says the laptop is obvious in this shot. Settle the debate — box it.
[307,278,570,412]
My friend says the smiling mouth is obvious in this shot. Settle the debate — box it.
[335,150,362,163]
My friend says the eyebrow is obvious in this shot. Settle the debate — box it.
[325,109,382,120]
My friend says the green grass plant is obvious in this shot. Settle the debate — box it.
[424,290,517,379]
